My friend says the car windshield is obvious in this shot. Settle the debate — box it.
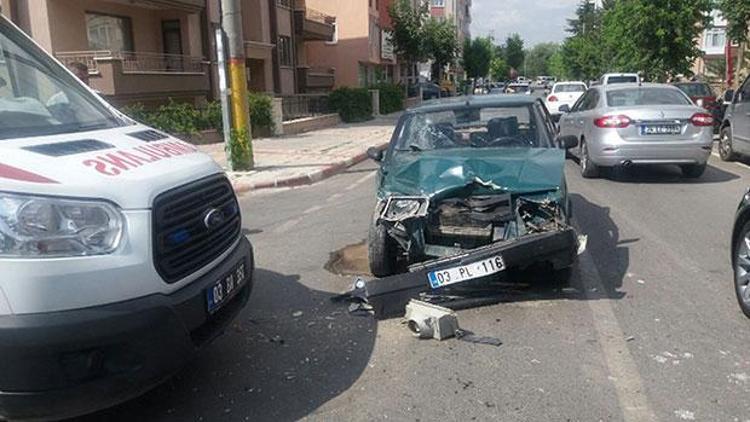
[0,20,123,140]
[607,76,638,84]
[508,85,529,93]
[554,84,586,93]
[675,83,713,97]
[606,88,691,107]
[395,104,552,152]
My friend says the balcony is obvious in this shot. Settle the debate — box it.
[296,66,335,93]
[56,51,209,104]
[293,1,335,42]
[127,0,205,12]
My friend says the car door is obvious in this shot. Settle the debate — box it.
[559,90,590,138]
[578,89,601,143]
[732,76,750,153]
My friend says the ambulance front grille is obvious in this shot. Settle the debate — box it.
[152,174,241,283]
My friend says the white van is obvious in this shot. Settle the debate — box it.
[599,73,640,85]
[0,15,253,420]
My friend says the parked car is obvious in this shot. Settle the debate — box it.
[416,82,442,100]
[544,81,588,117]
[505,83,532,94]
[731,189,750,318]
[599,73,640,85]
[719,88,735,121]
[365,95,579,284]
[558,83,714,178]
[718,76,750,162]
[673,81,721,130]
[0,15,254,421]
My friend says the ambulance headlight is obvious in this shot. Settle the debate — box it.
[0,193,123,257]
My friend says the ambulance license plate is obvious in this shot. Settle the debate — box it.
[206,261,246,314]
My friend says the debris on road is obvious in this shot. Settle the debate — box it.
[292,311,304,318]
[674,409,696,420]
[404,300,459,340]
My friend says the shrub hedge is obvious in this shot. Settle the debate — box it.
[371,83,405,115]
[328,87,373,122]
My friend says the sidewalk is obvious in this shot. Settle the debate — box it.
[198,114,399,193]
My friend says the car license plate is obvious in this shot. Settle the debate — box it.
[427,255,505,289]
[206,261,246,314]
[640,124,681,135]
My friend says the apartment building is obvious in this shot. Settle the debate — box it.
[205,0,335,96]
[692,10,739,88]
[428,0,471,82]
[304,0,397,88]
[1,0,210,107]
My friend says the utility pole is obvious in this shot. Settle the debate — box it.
[220,0,253,170]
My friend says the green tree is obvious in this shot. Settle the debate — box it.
[718,0,750,45]
[600,0,712,81]
[424,17,459,82]
[463,36,494,81]
[524,43,559,77]
[387,0,430,64]
[547,50,567,80]
[489,57,510,81]
[505,33,525,71]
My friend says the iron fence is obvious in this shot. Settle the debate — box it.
[281,94,330,121]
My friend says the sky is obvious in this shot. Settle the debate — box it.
[469,0,583,47]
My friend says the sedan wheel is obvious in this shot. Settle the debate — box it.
[720,127,737,162]
[580,140,599,179]
[735,222,750,318]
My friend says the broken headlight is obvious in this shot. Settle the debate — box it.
[0,193,124,258]
[380,196,429,221]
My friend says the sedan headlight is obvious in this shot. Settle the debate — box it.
[381,196,429,221]
[0,193,123,257]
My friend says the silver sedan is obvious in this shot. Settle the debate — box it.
[558,83,715,178]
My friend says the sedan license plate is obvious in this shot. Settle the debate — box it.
[428,255,505,289]
[206,261,246,314]
[640,124,681,135]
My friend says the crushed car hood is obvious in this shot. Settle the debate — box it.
[381,148,565,198]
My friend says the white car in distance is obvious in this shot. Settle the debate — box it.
[545,81,588,116]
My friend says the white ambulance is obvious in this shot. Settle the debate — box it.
[0,15,253,421]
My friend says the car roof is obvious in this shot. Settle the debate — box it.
[602,73,639,77]
[554,81,586,85]
[673,81,708,86]
[597,82,679,92]
[407,95,540,113]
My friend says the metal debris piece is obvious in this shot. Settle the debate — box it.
[404,300,459,340]
[455,329,503,347]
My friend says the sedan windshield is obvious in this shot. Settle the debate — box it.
[606,88,691,107]
[395,104,553,152]
[0,20,124,140]
[554,84,586,93]
[607,76,638,84]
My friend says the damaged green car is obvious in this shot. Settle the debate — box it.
[366,96,580,286]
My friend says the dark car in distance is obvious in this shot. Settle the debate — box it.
[674,82,721,130]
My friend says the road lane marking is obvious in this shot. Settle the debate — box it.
[346,171,376,191]
[273,217,303,234]
[327,193,344,202]
[575,233,657,422]
[303,205,324,215]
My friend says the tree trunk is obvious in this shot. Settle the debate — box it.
[736,42,746,89]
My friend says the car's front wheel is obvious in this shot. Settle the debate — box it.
[681,163,707,179]
[720,127,738,162]
[734,221,750,319]
[368,220,397,277]
[580,140,599,179]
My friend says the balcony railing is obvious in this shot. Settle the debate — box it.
[297,66,335,93]
[293,2,335,42]
[56,51,205,74]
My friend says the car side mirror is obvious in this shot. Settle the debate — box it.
[726,89,736,103]
[558,104,571,113]
[557,135,578,150]
[367,147,384,162]
[551,113,562,124]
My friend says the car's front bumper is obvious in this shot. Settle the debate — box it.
[0,237,253,422]
[344,228,578,318]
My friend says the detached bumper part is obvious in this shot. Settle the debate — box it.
[0,237,254,422]
[344,227,577,318]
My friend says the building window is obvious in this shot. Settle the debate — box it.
[277,0,292,8]
[326,20,338,45]
[86,12,134,52]
[704,29,726,49]
[278,35,292,67]
[431,0,445,6]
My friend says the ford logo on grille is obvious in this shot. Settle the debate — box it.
[203,208,226,230]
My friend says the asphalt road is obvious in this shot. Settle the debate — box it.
[78,149,750,422]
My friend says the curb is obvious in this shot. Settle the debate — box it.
[230,142,388,194]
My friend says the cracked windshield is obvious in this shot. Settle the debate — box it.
[1,0,750,421]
